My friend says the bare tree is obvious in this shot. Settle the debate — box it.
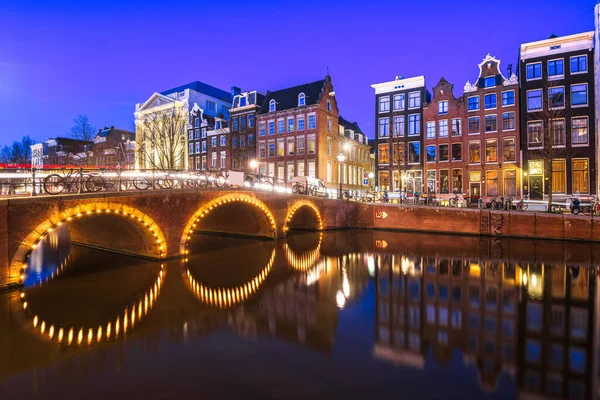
[136,107,188,170]
[526,78,576,211]
[0,136,37,164]
[232,147,246,171]
[70,115,96,164]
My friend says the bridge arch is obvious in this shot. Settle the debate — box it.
[11,202,167,285]
[284,200,323,233]
[180,193,277,255]
[284,233,323,271]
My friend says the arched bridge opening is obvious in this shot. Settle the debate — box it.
[11,203,166,285]
[284,201,323,234]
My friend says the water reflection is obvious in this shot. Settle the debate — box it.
[25,224,71,287]
[2,231,600,399]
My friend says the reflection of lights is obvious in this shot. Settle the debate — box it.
[367,256,375,277]
[284,233,323,271]
[531,274,538,288]
[342,268,350,298]
[19,264,164,347]
[522,273,528,286]
[336,291,346,309]
[186,249,275,308]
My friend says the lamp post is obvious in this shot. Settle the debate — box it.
[368,171,374,192]
[337,152,345,199]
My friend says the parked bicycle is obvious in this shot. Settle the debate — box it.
[449,194,460,208]
[43,169,87,195]
[490,196,505,210]
[515,197,528,212]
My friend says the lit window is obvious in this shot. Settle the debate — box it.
[484,115,497,132]
[502,112,515,130]
[572,117,588,145]
[468,117,480,134]
[527,121,543,149]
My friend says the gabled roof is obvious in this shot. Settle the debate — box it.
[96,127,135,141]
[338,116,363,135]
[258,79,327,115]
[160,81,232,103]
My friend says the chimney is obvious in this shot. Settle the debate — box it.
[231,86,241,97]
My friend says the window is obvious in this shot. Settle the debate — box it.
[211,137,217,147]
[394,143,405,165]
[440,170,449,193]
[269,99,276,112]
[201,141,206,152]
[438,120,448,137]
[502,90,515,106]
[201,155,207,170]
[452,169,462,193]
[408,142,420,164]
[327,99,332,112]
[483,76,496,88]
[426,121,435,139]
[259,141,266,158]
[572,159,589,194]
[285,117,294,133]
[239,96,247,107]
[220,151,226,169]
[503,137,516,162]
[572,117,588,145]
[211,152,217,168]
[408,91,421,108]
[571,308,588,339]
[308,114,316,129]
[298,93,305,106]
[451,119,462,136]
[502,112,515,131]
[571,55,587,74]
[526,340,542,364]
[439,144,448,161]
[527,90,542,111]
[379,144,390,164]
[552,159,566,193]
[326,136,332,155]
[259,122,266,136]
[307,134,316,154]
[215,120,222,130]
[393,116,404,137]
[277,139,284,157]
[551,119,565,147]
[297,115,305,131]
[189,143,194,154]
[206,100,216,113]
[194,118,200,127]
[232,117,239,131]
[277,119,284,134]
[528,121,543,148]
[426,170,436,193]
[468,96,480,111]
[569,348,586,373]
[248,115,255,128]
[548,59,564,78]
[484,93,497,109]
[219,135,225,146]
[438,101,448,115]
[379,96,390,112]
[484,115,497,132]
[549,86,565,109]
[268,141,275,157]
[426,145,436,162]
[408,114,420,135]
[469,141,480,163]
[393,93,405,110]
[287,162,295,180]
[526,62,542,80]
[468,117,480,134]
[240,115,247,131]
[297,136,305,155]
[268,121,275,135]
[308,160,315,178]
[287,137,295,155]
[327,117,332,132]
[504,170,517,196]
[571,83,588,106]
[201,128,207,138]
[485,139,497,163]
[378,118,389,138]
[452,143,462,161]
[297,161,305,177]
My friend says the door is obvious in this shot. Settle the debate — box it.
[470,182,481,202]
[530,176,543,200]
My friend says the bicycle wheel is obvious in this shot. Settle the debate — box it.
[198,175,208,188]
[133,177,152,190]
[215,174,227,188]
[43,174,66,195]
[85,174,105,192]
[449,199,457,207]
[518,202,528,212]
[292,184,301,194]
[157,178,174,189]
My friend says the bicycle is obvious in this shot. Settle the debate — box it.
[591,196,600,216]
[490,196,504,210]
[515,197,528,212]
[43,169,84,195]
[214,171,229,188]
[449,194,460,208]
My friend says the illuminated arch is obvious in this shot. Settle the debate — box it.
[184,248,276,308]
[16,264,164,347]
[179,193,277,255]
[283,200,323,233]
[284,233,322,271]
[11,202,167,285]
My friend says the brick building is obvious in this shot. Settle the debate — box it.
[462,54,521,199]
[422,77,466,197]
[91,126,136,169]
[187,103,229,171]
[337,117,372,192]
[30,137,92,168]
[371,76,430,193]
[230,90,265,172]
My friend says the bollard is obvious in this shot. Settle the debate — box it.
[31,168,38,197]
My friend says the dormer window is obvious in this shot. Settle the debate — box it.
[216,120,221,130]
[483,76,496,88]
[194,118,200,127]
[298,93,306,106]
[240,96,247,107]
[178,91,185,98]
[327,99,332,112]
[269,99,276,112]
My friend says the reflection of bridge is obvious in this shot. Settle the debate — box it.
[0,189,368,288]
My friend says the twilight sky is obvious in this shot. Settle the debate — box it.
[0,0,596,145]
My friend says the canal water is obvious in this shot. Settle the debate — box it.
[1,226,599,399]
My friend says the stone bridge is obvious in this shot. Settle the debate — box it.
[0,189,370,288]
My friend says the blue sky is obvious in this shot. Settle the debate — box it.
[0,0,596,145]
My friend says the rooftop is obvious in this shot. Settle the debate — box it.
[160,81,232,103]
[258,78,327,114]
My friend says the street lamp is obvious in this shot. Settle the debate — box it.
[337,152,346,199]
[249,159,258,171]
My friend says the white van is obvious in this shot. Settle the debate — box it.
[290,176,330,198]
